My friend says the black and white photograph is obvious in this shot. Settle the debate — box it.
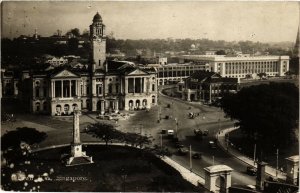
[1,1,299,192]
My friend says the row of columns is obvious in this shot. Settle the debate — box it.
[224,63,280,76]
[125,77,154,94]
[99,100,119,115]
[51,80,81,98]
[159,66,198,79]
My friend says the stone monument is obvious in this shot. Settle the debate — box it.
[66,110,93,166]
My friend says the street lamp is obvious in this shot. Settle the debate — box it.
[121,169,127,192]
[253,144,257,166]
[139,124,143,136]
[175,118,178,137]
[160,134,163,150]
[276,149,279,177]
[189,145,192,171]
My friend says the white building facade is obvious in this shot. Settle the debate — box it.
[180,55,290,79]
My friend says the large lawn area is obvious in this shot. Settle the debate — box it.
[2,145,204,192]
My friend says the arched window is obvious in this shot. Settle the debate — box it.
[72,104,78,110]
[152,95,156,104]
[136,100,140,108]
[97,101,101,111]
[86,99,90,110]
[64,104,70,114]
[142,99,147,107]
[43,102,47,111]
[129,100,133,110]
[36,102,40,112]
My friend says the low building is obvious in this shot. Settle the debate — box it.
[179,55,290,79]
[148,63,210,85]
[45,56,68,66]
[178,71,238,103]
[1,70,19,98]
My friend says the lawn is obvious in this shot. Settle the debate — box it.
[1,145,203,192]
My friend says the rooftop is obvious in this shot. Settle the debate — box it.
[204,165,233,173]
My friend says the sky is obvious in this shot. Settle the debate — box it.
[1,1,299,43]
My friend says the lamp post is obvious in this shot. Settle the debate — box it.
[276,149,279,177]
[189,145,192,171]
[140,124,143,136]
[175,118,178,137]
[121,169,127,192]
[212,156,215,166]
[160,134,163,150]
[253,144,257,166]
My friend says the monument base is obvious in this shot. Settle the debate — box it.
[66,144,93,166]
[66,154,93,166]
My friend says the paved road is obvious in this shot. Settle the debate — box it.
[158,87,256,187]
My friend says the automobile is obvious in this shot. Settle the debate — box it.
[209,141,217,149]
[246,185,256,190]
[267,176,279,182]
[178,148,189,155]
[172,137,179,143]
[246,166,257,176]
[167,130,174,136]
[192,153,202,159]
[202,130,209,136]
[194,129,202,135]
[161,129,167,134]
[175,142,184,148]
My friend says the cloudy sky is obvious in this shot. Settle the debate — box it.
[2,1,299,42]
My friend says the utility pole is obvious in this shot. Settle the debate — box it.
[254,144,256,166]
[276,149,279,177]
[157,106,161,123]
[189,145,192,171]
[160,134,163,150]
[175,118,178,137]
[140,124,143,135]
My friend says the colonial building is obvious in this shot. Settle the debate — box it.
[7,12,157,116]
[148,63,210,85]
[177,71,238,103]
[179,55,290,79]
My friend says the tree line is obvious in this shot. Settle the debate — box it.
[220,82,299,154]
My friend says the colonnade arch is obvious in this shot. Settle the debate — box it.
[204,165,233,193]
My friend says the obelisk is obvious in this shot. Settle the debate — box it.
[66,110,93,166]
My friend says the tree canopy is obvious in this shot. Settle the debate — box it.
[220,82,299,151]
[86,123,152,147]
[1,127,47,150]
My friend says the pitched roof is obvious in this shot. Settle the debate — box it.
[189,70,218,81]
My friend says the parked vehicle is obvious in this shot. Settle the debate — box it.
[246,185,256,190]
[194,129,202,135]
[172,137,179,143]
[203,130,209,136]
[161,129,167,134]
[175,142,184,148]
[192,153,202,159]
[209,141,217,149]
[178,148,189,155]
[167,130,174,136]
[246,166,257,176]
[267,176,279,182]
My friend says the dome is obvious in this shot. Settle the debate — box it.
[93,12,102,23]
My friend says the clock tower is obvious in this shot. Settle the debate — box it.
[90,12,106,72]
